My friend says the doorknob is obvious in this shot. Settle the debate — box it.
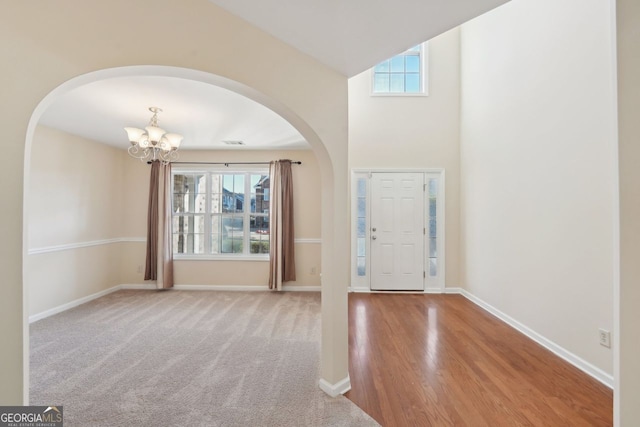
[372,227,377,232]
[372,235,377,240]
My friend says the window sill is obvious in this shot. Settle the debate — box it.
[174,255,270,262]
[370,92,428,97]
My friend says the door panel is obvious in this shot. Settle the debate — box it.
[371,173,424,291]
[381,244,394,274]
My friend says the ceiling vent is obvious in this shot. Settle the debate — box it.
[222,140,245,146]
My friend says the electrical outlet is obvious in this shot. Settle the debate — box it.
[137,265,143,274]
[310,267,317,275]
[599,329,611,348]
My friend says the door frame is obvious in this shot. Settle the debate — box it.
[350,168,446,293]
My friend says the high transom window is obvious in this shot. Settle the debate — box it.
[172,169,270,259]
[372,44,428,95]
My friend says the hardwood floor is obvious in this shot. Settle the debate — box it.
[345,293,613,426]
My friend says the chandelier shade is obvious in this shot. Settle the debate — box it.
[125,107,182,164]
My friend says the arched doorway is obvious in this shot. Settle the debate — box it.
[22,65,349,402]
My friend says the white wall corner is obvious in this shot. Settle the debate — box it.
[319,375,351,397]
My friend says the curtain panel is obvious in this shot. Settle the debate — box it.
[269,159,296,290]
[144,160,174,289]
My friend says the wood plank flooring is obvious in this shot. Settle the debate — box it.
[345,293,613,426]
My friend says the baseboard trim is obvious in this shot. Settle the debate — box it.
[172,284,320,292]
[173,284,266,291]
[121,284,157,290]
[458,289,614,389]
[282,285,321,292]
[294,238,322,244]
[349,286,455,294]
[29,285,122,323]
[319,375,351,397]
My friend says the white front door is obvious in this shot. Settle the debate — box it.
[370,173,425,291]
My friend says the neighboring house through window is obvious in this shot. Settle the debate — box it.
[172,169,270,259]
[372,43,428,95]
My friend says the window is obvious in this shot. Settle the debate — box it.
[355,177,367,277]
[427,178,438,277]
[172,170,270,258]
[372,44,428,95]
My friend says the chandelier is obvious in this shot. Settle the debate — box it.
[124,107,183,164]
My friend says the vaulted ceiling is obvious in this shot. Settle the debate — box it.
[207,0,509,77]
[40,0,510,150]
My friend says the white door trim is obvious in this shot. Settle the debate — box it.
[350,168,445,293]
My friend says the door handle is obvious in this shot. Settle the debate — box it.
[372,227,377,232]
[372,235,377,240]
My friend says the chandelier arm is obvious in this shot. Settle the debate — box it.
[158,149,173,164]
[167,150,179,162]
[128,145,150,160]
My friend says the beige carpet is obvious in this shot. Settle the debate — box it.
[30,290,379,427]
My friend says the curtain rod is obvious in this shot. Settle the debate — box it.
[146,161,301,166]
[167,161,302,166]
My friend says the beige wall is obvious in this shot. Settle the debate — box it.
[27,126,126,316]
[460,0,616,376]
[348,28,461,286]
[171,245,321,287]
[117,156,149,285]
[121,157,149,239]
[1,0,349,404]
[616,0,640,423]
[28,246,122,316]
[28,126,126,247]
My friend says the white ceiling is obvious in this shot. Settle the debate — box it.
[39,76,307,151]
[207,0,509,77]
[40,0,510,150]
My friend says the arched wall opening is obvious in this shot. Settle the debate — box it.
[22,65,349,402]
